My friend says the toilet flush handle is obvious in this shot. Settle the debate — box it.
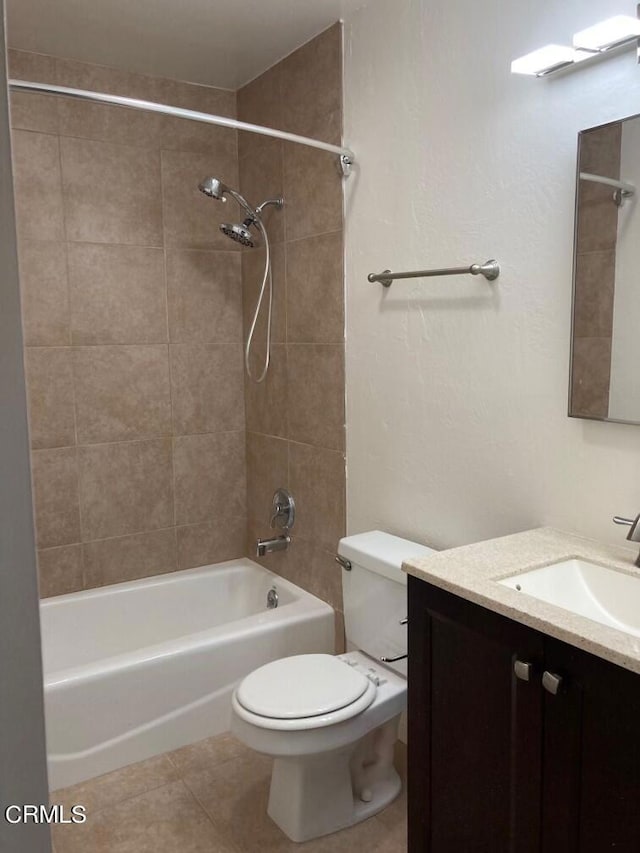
[380,653,407,663]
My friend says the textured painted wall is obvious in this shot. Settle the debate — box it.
[10,51,247,596]
[343,0,640,551]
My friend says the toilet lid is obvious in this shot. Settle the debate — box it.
[236,654,370,719]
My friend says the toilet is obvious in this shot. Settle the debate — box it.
[231,530,435,842]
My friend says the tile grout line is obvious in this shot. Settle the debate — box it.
[53,101,87,590]
[158,151,178,560]
[179,773,244,852]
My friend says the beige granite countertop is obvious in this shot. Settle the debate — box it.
[403,527,640,675]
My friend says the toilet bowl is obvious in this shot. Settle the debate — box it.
[231,531,435,842]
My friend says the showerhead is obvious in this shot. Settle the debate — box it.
[199,177,284,249]
[198,176,229,200]
[220,220,257,248]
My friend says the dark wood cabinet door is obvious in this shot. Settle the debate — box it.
[542,638,640,853]
[408,579,544,853]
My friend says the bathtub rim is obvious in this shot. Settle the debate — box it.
[41,559,335,688]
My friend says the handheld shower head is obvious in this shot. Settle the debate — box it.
[198,177,229,200]
[196,177,284,382]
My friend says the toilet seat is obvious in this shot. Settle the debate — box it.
[233,654,378,731]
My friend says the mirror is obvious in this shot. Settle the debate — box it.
[569,114,639,424]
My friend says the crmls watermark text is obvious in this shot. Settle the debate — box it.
[4,804,86,824]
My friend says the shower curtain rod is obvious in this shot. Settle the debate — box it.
[8,79,355,176]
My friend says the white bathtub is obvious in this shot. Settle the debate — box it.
[40,559,334,790]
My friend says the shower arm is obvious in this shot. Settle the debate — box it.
[223,187,261,221]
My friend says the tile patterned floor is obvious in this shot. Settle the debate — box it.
[51,733,407,853]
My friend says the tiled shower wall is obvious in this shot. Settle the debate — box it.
[8,23,346,615]
[9,50,248,597]
[238,25,347,643]
[571,121,621,419]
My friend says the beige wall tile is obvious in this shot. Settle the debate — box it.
[570,336,612,419]
[237,64,283,130]
[280,23,343,144]
[58,98,164,150]
[51,754,178,814]
[576,182,619,254]
[8,49,57,84]
[37,544,83,598]
[289,442,345,552]
[283,142,343,241]
[167,249,242,343]
[18,240,70,346]
[83,528,177,587]
[60,136,163,245]
[151,77,237,118]
[78,438,174,541]
[286,231,344,343]
[31,447,81,548]
[580,123,621,178]
[238,134,284,244]
[10,92,58,135]
[68,243,167,344]
[242,242,286,345]
[53,780,235,853]
[25,347,76,449]
[73,345,172,444]
[334,608,345,654]
[159,114,238,155]
[11,130,65,241]
[173,431,246,525]
[244,344,288,438]
[573,251,615,339]
[170,343,244,434]
[246,432,288,525]
[176,518,246,570]
[161,148,239,250]
[55,58,158,100]
[8,53,58,133]
[287,344,345,451]
[281,537,343,610]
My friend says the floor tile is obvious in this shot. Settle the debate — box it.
[51,754,178,815]
[53,780,236,853]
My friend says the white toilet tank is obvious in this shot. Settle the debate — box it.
[337,531,435,675]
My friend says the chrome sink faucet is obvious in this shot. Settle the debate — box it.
[613,514,640,566]
[256,489,295,557]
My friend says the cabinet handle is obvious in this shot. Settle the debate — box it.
[514,659,533,681]
[542,670,563,695]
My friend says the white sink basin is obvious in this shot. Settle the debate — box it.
[499,558,640,638]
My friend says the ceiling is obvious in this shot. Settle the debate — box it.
[6,0,369,90]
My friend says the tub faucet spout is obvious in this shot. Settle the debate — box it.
[257,534,290,557]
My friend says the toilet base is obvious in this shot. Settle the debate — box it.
[267,717,402,842]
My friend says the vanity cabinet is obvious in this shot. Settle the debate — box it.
[407,577,640,853]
